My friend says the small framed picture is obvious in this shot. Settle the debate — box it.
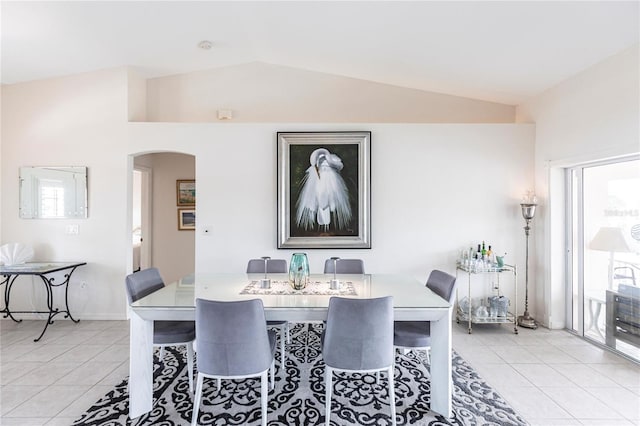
[178,208,195,231]
[176,180,196,206]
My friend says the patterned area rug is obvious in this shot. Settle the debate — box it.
[73,323,527,425]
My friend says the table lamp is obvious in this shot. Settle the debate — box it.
[330,257,340,289]
[260,256,271,289]
[589,227,632,289]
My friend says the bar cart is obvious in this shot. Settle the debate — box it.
[456,263,518,334]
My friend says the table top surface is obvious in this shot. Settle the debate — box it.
[131,273,451,311]
[0,262,86,275]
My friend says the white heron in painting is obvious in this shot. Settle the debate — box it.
[296,148,352,231]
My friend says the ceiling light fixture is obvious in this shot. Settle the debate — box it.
[197,40,213,50]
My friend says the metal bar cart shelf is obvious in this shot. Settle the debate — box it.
[455,263,518,334]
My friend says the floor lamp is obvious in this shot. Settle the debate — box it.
[589,227,632,290]
[518,193,538,329]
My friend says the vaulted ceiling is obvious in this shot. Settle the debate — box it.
[2,1,638,105]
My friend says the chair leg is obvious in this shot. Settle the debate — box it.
[325,366,333,425]
[426,347,431,364]
[280,326,286,372]
[159,346,165,360]
[191,373,204,426]
[376,371,380,385]
[286,322,291,343]
[388,366,396,426]
[261,371,268,426]
[217,378,221,391]
[270,360,275,390]
[186,342,194,393]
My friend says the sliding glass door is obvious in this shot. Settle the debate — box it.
[567,156,640,361]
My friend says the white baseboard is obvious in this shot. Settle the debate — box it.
[0,313,127,321]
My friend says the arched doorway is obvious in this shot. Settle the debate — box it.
[131,151,196,283]
[132,165,151,272]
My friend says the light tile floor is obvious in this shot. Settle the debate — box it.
[1,319,639,425]
[454,322,640,426]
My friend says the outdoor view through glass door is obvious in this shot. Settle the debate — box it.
[568,156,640,362]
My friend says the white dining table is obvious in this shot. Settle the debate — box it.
[128,273,453,419]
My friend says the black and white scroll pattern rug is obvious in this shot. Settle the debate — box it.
[73,323,528,425]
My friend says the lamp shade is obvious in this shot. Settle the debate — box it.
[520,203,537,220]
[589,227,632,253]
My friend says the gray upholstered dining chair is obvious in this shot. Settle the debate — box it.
[192,298,276,426]
[323,258,365,274]
[125,267,195,393]
[393,269,456,362]
[247,257,289,369]
[247,258,287,274]
[322,296,396,426]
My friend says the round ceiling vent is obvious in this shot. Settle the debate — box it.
[197,40,213,50]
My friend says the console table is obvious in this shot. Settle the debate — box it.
[0,262,86,341]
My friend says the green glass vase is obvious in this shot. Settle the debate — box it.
[289,253,310,290]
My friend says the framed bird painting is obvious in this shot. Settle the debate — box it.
[277,131,371,249]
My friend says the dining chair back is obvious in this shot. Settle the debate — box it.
[192,298,276,426]
[247,258,287,273]
[125,267,195,393]
[125,267,165,304]
[323,258,365,274]
[393,269,456,361]
[426,269,457,304]
[322,296,395,425]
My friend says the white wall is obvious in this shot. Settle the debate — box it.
[2,67,534,321]
[129,123,535,315]
[1,68,130,319]
[145,62,515,123]
[127,69,147,122]
[0,85,3,243]
[516,44,640,328]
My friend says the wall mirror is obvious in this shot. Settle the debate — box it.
[19,166,88,218]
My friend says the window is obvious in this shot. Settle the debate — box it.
[567,156,640,361]
[39,179,65,218]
